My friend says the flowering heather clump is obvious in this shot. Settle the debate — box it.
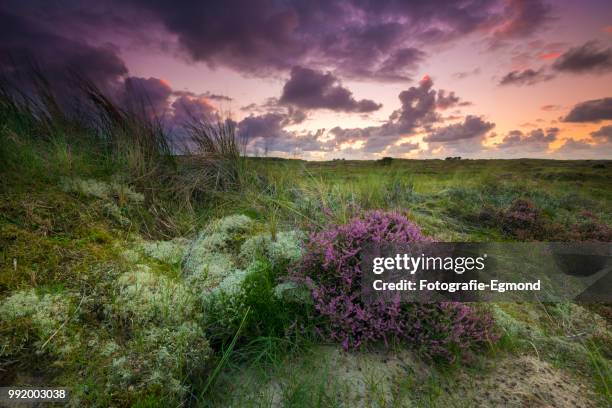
[296,210,498,361]
[501,198,543,239]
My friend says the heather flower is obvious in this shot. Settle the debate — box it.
[295,210,498,361]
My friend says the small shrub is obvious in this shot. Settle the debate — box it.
[565,210,612,241]
[294,210,498,361]
[203,260,307,346]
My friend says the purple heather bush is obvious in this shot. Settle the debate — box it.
[295,210,498,362]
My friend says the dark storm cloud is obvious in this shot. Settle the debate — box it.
[564,98,612,123]
[499,68,553,86]
[109,0,551,80]
[591,125,612,142]
[424,116,495,142]
[553,41,612,74]
[496,127,558,151]
[0,10,127,91]
[2,0,556,85]
[279,66,381,113]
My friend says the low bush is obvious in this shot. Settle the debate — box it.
[294,210,498,362]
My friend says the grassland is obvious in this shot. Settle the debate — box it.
[0,79,611,407]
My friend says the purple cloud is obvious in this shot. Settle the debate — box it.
[424,116,495,143]
[279,66,381,113]
[564,98,612,123]
[553,41,612,74]
[0,10,127,92]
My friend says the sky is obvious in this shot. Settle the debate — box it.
[1,0,612,159]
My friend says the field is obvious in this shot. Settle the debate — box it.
[1,85,611,407]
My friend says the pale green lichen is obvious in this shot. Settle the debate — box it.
[139,237,190,265]
[239,230,304,267]
[0,289,79,357]
[183,252,235,292]
[61,177,144,203]
[109,267,198,325]
[182,214,257,289]
[106,322,209,400]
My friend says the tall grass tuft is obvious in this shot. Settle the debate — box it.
[184,119,248,192]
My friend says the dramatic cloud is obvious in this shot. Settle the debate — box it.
[0,10,127,91]
[541,104,561,111]
[591,125,612,142]
[496,127,558,151]
[499,68,553,86]
[3,0,548,82]
[279,66,381,113]
[552,41,612,74]
[389,76,438,132]
[564,98,612,123]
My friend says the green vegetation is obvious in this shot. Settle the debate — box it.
[0,78,610,407]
